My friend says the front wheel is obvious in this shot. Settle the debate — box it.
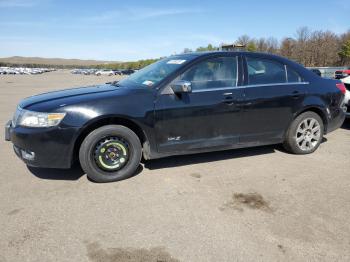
[79,125,142,182]
[283,111,324,154]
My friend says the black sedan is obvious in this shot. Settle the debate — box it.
[5,52,346,182]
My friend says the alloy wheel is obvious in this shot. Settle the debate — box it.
[295,118,321,151]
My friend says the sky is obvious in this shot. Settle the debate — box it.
[0,0,349,61]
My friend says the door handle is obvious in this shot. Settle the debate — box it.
[292,91,300,99]
[223,92,232,96]
[222,96,234,105]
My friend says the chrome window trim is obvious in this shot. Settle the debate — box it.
[192,86,237,93]
[181,56,238,93]
[192,82,309,93]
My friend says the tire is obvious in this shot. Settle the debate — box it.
[283,111,324,154]
[79,125,142,182]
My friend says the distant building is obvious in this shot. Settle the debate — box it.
[220,43,245,51]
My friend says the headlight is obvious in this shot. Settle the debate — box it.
[16,108,66,127]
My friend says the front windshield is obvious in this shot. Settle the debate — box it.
[119,56,193,88]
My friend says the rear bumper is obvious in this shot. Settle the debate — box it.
[5,121,78,168]
[326,107,346,133]
[346,101,350,118]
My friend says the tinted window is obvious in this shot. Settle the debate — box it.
[247,57,287,85]
[287,67,303,82]
[180,56,237,90]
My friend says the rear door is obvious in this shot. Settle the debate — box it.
[240,55,308,145]
[154,55,244,153]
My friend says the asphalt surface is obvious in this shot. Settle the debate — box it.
[0,70,350,262]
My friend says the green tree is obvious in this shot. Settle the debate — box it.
[196,44,217,52]
[246,42,257,52]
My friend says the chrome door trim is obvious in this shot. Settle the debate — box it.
[192,82,309,93]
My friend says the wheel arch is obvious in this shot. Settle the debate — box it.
[71,116,148,164]
[293,106,328,132]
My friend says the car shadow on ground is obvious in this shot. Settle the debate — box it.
[27,162,85,181]
[144,136,333,170]
[341,120,350,130]
[27,163,144,181]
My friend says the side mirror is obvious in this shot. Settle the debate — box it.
[171,80,192,94]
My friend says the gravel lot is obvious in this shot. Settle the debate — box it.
[0,70,349,262]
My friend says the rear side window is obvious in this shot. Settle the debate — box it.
[180,56,237,90]
[246,57,287,85]
[287,67,303,82]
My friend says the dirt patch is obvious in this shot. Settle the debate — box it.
[8,226,48,248]
[190,173,201,179]
[86,242,180,262]
[277,244,286,253]
[221,192,272,212]
[7,208,23,216]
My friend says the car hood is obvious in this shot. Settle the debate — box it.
[19,84,121,110]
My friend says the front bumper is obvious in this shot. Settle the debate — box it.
[5,120,11,141]
[5,121,78,168]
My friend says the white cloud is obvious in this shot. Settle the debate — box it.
[84,7,203,23]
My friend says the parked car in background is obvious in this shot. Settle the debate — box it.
[113,70,120,75]
[0,67,54,75]
[310,68,321,77]
[71,69,98,75]
[5,52,346,182]
[95,70,115,76]
[121,69,135,75]
[334,69,350,80]
[334,69,350,118]
[343,89,350,118]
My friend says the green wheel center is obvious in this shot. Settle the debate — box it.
[94,138,129,172]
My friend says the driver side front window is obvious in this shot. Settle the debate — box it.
[179,56,238,90]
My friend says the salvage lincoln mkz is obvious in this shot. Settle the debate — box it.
[5,52,346,182]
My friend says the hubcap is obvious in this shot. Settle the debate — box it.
[94,137,129,172]
[295,118,321,151]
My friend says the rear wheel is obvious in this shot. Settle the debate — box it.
[283,111,324,154]
[79,125,142,182]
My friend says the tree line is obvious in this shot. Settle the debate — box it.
[0,58,160,70]
[2,27,349,70]
[94,58,160,70]
[184,27,350,67]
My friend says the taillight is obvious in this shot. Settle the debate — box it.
[336,83,346,94]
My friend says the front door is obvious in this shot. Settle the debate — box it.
[154,55,244,153]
